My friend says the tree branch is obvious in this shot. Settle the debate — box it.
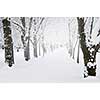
[35,17,45,35]
[90,17,94,35]
[11,20,24,32]
[95,42,100,52]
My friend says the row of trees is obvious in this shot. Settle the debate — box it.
[67,17,100,77]
[1,17,100,78]
[77,17,100,77]
[1,17,47,67]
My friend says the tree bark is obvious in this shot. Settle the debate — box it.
[2,18,14,67]
[77,17,97,77]
[83,46,97,77]
[20,17,28,60]
[24,17,33,61]
[24,36,30,61]
[20,17,31,61]
[33,18,38,58]
[39,41,41,56]
[33,34,38,57]
[77,43,80,63]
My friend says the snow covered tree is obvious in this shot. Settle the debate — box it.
[11,17,27,60]
[67,18,73,57]
[39,18,47,56]
[77,17,100,77]
[21,17,33,61]
[12,17,33,61]
[33,18,38,57]
[11,17,46,59]
[20,17,28,60]
[67,18,79,62]
[77,43,80,63]
[33,17,45,58]
[2,18,14,67]
[25,17,33,60]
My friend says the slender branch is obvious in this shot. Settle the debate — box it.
[11,20,24,32]
[30,18,47,46]
[28,17,33,34]
[15,27,22,33]
[95,42,100,52]
[84,17,88,25]
[35,17,45,35]
[90,17,94,35]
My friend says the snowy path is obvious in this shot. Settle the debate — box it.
[0,48,100,82]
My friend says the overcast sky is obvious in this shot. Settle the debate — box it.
[1,17,100,47]
[44,17,68,45]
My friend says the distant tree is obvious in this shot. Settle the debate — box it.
[33,17,45,58]
[67,18,79,62]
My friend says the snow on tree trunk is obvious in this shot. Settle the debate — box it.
[22,30,28,61]
[33,17,45,58]
[41,35,46,56]
[83,46,97,77]
[77,17,97,77]
[2,18,14,67]
[33,18,38,58]
[68,21,73,57]
[20,17,28,60]
[20,17,31,61]
[33,34,38,57]
[24,36,30,61]
[77,43,80,63]
[42,43,46,56]
[39,41,41,56]
[24,17,33,61]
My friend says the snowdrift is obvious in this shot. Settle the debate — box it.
[0,48,100,82]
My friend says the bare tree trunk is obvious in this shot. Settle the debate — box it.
[20,17,31,61]
[33,17,45,58]
[33,34,38,57]
[20,17,28,60]
[24,17,33,61]
[24,36,30,61]
[33,18,37,58]
[83,46,97,77]
[39,41,41,56]
[2,18,14,67]
[68,22,73,57]
[72,38,78,59]
[41,35,46,56]
[42,43,46,56]
[77,42,80,63]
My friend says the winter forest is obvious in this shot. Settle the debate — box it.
[0,17,100,82]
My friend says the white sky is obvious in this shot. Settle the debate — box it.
[1,17,100,47]
[44,17,68,45]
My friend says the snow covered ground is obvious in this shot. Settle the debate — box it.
[0,48,100,82]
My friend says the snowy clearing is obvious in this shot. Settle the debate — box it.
[0,48,81,82]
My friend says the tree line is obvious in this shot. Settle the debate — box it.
[0,17,100,78]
